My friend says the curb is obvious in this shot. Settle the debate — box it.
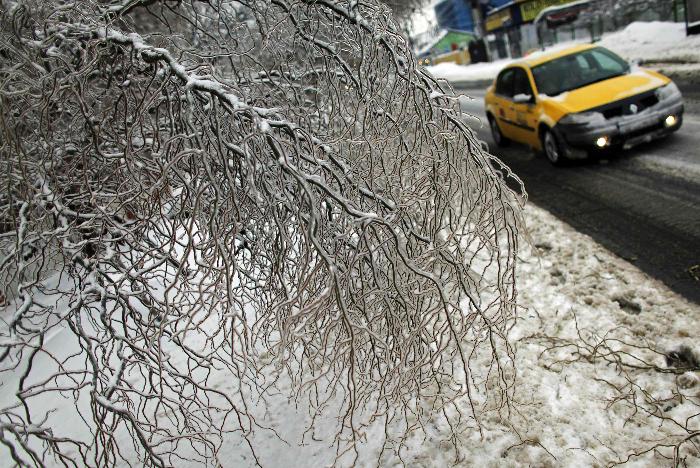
[449,79,493,89]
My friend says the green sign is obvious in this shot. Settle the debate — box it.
[520,0,575,22]
[432,31,475,53]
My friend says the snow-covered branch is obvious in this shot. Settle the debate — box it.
[0,0,524,465]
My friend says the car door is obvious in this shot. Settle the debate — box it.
[492,68,518,140]
[509,67,539,146]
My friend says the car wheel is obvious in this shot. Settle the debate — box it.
[489,115,510,147]
[543,129,565,166]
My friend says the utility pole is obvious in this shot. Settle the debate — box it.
[470,0,485,37]
[469,0,491,62]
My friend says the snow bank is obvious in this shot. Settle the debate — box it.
[424,41,584,83]
[426,21,700,84]
[598,21,700,64]
[426,59,514,83]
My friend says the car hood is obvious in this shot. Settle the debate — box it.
[540,68,670,114]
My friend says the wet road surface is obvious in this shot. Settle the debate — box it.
[458,87,700,303]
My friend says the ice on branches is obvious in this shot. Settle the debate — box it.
[0,0,525,466]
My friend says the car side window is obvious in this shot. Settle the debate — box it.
[495,69,515,97]
[512,68,533,100]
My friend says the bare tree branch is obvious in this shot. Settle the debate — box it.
[0,0,524,465]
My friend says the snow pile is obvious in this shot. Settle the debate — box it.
[424,41,586,83]
[426,59,514,83]
[427,21,700,84]
[598,21,700,65]
[599,21,700,83]
[424,43,586,84]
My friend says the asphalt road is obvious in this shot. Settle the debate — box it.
[457,87,700,304]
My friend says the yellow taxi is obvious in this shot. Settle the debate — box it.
[484,44,684,165]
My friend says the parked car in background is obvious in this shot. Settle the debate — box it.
[484,44,684,165]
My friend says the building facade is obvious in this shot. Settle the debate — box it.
[483,0,683,60]
[434,0,475,31]
[434,0,528,34]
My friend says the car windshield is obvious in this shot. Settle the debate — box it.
[532,47,630,96]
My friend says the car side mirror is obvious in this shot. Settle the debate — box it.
[513,93,533,104]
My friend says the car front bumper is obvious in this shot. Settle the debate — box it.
[552,99,684,158]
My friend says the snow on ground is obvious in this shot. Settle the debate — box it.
[598,21,700,65]
[203,202,700,467]
[426,21,700,84]
[599,21,700,84]
[425,59,513,83]
[3,202,698,467]
[495,204,700,466]
[221,203,700,466]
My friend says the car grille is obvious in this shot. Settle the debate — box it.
[591,89,660,119]
[611,121,664,145]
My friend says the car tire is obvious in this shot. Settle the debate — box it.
[488,115,510,147]
[542,128,565,166]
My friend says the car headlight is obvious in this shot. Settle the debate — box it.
[559,111,606,126]
[655,82,681,101]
